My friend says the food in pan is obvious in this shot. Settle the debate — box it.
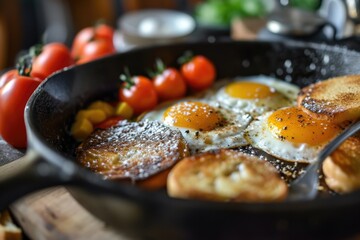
[72,53,360,202]
[322,133,360,193]
[245,75,360,163]
[150,59,187,101]
[119,74,159,115]
[298,75,360,124]
[143,99,251,154]
[210,76,300,117]
[245,106,341,163]
[167,149,288,202]
[71,100,134,141]
[180,54,216,91]
[76,120,189,189]
[143,75,299,154]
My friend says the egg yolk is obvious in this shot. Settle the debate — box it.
[225,82,276,99]
[267,107,340,146]
[163,101,223,131]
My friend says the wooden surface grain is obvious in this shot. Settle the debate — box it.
[11,187,125,240]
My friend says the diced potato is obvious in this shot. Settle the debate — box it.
[115,102,134,119]
[87,101,115,117]
[76,109,107,124]
[71,118,94,141]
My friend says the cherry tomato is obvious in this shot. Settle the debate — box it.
[72,23,115,61]
[0,76,41,148]
[76,39,115,64]
[180,55,216,91]
[119,76,158,115]
[0,69,17,89]
[94,24,114,43]
[31,43,74,80]
[71,27,93,59]
[0,69,44,90]
[153,67,186,101]
[94,116,125,129]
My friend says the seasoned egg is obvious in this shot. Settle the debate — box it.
[212,76,300,117]
[143,100,251,154]
[245,106,341,163]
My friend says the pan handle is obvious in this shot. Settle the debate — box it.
[0,150,74,210]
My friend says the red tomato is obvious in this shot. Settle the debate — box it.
[0,69,17,89]
[180,55,216,91]
[71,27,94,59]
[0,76,41,148]
[72,23,115,61]
[94,116,124,129]
[119,76,158,115]
[94,24,114,43]
[153,67,186,101]
[31,43,74,80]
[76,39,115,64]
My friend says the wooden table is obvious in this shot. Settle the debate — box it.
[0,138,126,240]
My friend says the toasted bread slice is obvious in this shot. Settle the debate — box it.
[297,75,360,123]
[167,149,288,202]
[0,210,22,240]
[323,133,360,193]
[77,120,189,188]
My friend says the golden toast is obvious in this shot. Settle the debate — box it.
[297,75,360,123]
[323,133,360,193]
[76,120,189,188]
[167,149,288,202]
[0,210,22,240]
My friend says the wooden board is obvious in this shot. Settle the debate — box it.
[0,138,127,240]
[11,187,126,240]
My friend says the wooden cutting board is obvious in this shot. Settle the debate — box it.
[0,138,127,240]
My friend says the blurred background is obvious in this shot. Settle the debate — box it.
[1,0,357,71]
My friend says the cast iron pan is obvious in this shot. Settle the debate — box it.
[1,40,360,240]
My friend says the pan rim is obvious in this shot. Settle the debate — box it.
[24,40,360,212]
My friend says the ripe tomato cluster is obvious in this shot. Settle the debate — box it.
[119,54,216,116]
[0,23,116,148]
[71,23,116,64]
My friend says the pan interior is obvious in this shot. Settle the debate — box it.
[26,40,360,198]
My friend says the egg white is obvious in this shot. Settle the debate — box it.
[208,76,300,117]
[143,99,251,154]
[245,111,324,163]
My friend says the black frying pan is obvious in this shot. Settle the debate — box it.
[1,40,360,240]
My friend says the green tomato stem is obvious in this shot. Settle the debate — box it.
[119,67,135,90]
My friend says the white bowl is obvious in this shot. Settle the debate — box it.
[117,9,196,49]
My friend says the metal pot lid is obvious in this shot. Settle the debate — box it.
[266,7,328,36]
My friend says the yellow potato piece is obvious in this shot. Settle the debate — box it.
[71,118,94,141]
[87,101,115,117]
[115,102,134,119]
[76,109,107,124]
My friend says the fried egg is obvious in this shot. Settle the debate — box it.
[143,99,251,154]
[245,106,341,163]
[211,76,300,117]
